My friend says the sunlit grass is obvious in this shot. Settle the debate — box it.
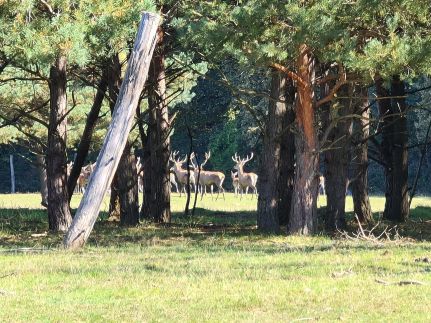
[0,193,431,322]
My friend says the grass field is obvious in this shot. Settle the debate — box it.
[1,193,431,322]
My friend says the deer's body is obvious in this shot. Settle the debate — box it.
[169,151,195,196]
[191,152,225,200]
[170,171,179,193]
[232,153,258,199]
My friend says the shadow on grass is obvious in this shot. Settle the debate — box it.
[1,204,431,249]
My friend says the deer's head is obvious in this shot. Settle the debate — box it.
[231,152,254,173]
[169,151,187,171]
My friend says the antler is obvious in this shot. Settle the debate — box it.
[169,150,179,163]
[201,151,211,168]
[189,152,197,169]
[243,152,254,164]
[232,152,240,163]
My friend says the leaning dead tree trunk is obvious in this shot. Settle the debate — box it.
[67,67,109,201]
[108,54,139,226]
[351,87,373,223]
[288,44,319,235]
[64,13,160,249]
[47,55,72,232]
[257,70,287,233]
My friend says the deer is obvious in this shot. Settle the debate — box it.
[169,151,195,196]
[190,151,225,200]
[231,171,240,197]
[232,152,258,199]
[169,170,179,193]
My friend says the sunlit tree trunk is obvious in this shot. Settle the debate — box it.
[288,44,318,235]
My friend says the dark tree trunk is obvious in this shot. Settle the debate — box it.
[278,79,296,226]
[108,54,139,225]
[142,25,171,223]
[67,67,109,201]
[140,127,153,220]
[388,76,409,221]
[257,70,287,233]
[351,87,373,223]
[46,56,72,232]
[323,85,353,231]
[376,77,409,222]
[375,79,393,221]
[288,44,318,235]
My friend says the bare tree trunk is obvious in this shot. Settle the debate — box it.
[278,79,295,226]
[257,70,287,233]
[37,154,48,207]
[376,77,409,222]
[323,85,353,231]
[108,54,139,225]
[143,25,171,223]
[47,55,72,232]
[388,76,409,221]
[288,44,318,235]
[351,87,373,223]
[9,154,15,193]
[375,79,393,220]
[64,13,160,249]
[68,67,109,200]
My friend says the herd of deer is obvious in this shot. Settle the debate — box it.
[67,152,259,200]
[168,151,258,200]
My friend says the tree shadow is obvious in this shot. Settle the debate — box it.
[1,204,431,249]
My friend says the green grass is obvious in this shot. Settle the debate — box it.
[0,193,431,322]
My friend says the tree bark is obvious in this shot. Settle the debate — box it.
[388,76,409,221]
[278,79,295,226]
[141,24,171,223]
[37,154,48,207]
[64,13,160,249]
[257,70,287,233]
[47,55,72,232]
[288,44,318,235]
[376,76,409,222]
[351,87,373,223]
[67,67,109,201]
[107,54,139,225]
[323,85,353,231]
[375,78,393,221]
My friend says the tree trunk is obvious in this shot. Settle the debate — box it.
[142,24,171,223]
[9,154,15,193]
[64,13,160,249]
[67,67,109,200]
[278,79,296,226]
[375,79,393,221]
[47,55,72,232]
[108,54,139,225]
[288,44,318,235]
[388,76,409,221]
[351,87,373,223]
[376,77,409,222]
[257,70,287,233]
[323,85,353,231]
[37,154,48,207]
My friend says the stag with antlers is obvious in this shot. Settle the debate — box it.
[169,151,195,196]
[232,152,258,199]
[190,151,225,200]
